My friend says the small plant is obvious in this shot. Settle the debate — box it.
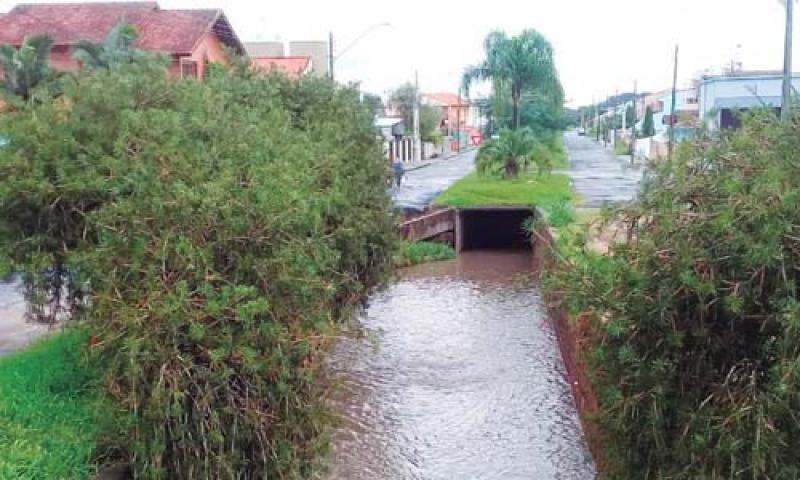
[477,127,538,178]
[396,241,456,267]
[539,199,575,228]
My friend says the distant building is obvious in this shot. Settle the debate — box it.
[0,2,244,80]
[639,88,699,141]
[251,56,312,79]
[374,117,405,140]
[699,70,800,129]
[289,41,329,78]
[244,41,285,57]
[421,92,472,133]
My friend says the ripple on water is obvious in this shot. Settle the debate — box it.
[327,251,596,480]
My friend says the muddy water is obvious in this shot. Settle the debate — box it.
[327,251,596,479]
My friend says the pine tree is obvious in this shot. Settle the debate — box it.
[642,106,655,137]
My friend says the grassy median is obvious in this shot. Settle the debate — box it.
[434,171,573,208]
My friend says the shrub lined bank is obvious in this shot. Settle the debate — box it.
[0,64,396,478]
[545,112,800,478]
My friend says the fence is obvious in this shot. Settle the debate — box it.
[384,138,415,163]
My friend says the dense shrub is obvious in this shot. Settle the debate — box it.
[548,112,800,478]
[0,63,396,478]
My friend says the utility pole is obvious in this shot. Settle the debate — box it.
[328,32,335,80]
[594,96,600,142]
[456,88,463,153]
[413,70,421,162]
[783,0,794,122]
[668,44,679,163]
[630,80,637,163]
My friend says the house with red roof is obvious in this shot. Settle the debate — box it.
[0,2,244,80]
[421,92,474,133]
[251,56,312,79]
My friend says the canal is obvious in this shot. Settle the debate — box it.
[327,251,596,479]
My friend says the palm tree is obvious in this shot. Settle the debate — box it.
[0,35,54,101]
[463,30,560,130]
[73,21,149,68]
[477,127,540,179]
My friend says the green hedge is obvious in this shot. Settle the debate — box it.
[0,63,396,478]
[547,112,800,478]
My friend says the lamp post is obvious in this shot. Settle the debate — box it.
[781,0,795,122]
[328,22,390,81]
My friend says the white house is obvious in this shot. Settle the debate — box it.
[699,71,800,129]
[374,117,405,140]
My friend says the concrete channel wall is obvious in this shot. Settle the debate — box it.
[399,206,536,252]
[532,223,604,469]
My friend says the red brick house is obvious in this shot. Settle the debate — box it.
[0,2,244,79]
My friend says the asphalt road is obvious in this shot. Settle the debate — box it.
[564,131,644,208]
[392,149,476,212]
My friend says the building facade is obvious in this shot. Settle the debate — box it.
[0,2,244,80]
[699,71,800,129]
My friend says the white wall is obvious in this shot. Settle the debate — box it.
[699,75,800,126]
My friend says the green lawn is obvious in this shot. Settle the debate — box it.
[0,330,116,479]
[434,171,573,208]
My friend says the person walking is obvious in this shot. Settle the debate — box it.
[393,159,405,188]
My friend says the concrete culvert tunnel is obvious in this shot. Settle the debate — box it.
[456,207,536,251]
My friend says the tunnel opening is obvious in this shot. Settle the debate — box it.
[457,207,535,251]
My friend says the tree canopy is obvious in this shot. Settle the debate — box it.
[463,30,562,130]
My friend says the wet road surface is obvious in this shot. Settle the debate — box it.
[564,132,644,208]
[0,277,46,356]
[328,251,596,479]
[393,151,476,212]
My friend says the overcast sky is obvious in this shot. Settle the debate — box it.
[0,0,795,106]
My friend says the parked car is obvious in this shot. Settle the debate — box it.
[577,127,586,136]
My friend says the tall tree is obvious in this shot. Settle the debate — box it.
[73,22,152,68]
[388,82,417,128]
[361,92,384,117]
[462,30,561,130]
[642,106,656,137]
[0,35,54,101]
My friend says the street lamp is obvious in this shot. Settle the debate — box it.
[328,22,391,81]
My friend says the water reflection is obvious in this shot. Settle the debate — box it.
[328,251,596,479]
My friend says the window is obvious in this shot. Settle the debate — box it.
[685,97,698,105]
[180,59,198,79]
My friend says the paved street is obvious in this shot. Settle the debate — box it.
[393,149,476,212]
[564,131,644,208]
[0,277,47,357]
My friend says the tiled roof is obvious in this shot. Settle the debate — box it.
[252,56,311,78]
[422,92,466,107]
[0,2,243,55]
